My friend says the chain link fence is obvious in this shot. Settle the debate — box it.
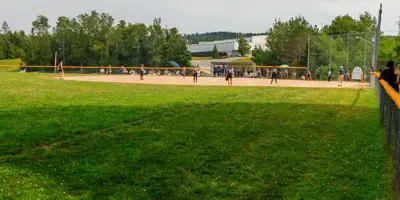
[309,32,375,81]
[375,74,400,199]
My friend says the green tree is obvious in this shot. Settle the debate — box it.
[379,36,398,65]
[237,34,250,57]
[24,15,52,65]
[3,11,191,67]
[265,16,314,66]
[146,18,164,66]
[212,45,218,58]
[329,15,358,35]
[1,21,12,59]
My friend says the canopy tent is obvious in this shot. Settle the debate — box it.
[211,61,256,77]
[170,62,181,68]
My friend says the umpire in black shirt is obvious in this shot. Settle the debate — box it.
[380,61,400,92]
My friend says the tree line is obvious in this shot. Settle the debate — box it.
[252,11,400,77]
[0,11,191,67]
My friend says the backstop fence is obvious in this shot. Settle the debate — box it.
[309,32,376,81]
[375,73,400,199]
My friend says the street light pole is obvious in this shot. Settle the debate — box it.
[329,36,332,71]
[54,48,61,73]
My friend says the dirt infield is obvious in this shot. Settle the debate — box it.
[63,75,370,88]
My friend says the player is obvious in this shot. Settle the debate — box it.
[140,64,144,80]
[338,66,345,86]
[182,66,186,78]
[270,66,278,85]
[328,70,332,82]
[226,66,233,86]
[307,70,312,80]
[193,66,198,83]
[108,65,112,74]
[58,60,64,80]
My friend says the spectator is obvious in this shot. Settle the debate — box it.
[108,65,112,74]
[284,69,289,79]
[381,61,400,92]
[328,70,332,82]
[370,66,375,73]
[292,70,297,80]
[307,70,312,80]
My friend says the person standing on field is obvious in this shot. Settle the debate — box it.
[226,66,233,86]
[328,70,332,82]
[140,64,144,80]
[58,60,64,80]
[338,66,345,87]
[182,66,186,78]
[193,66,198,83]
[270,66,278,85]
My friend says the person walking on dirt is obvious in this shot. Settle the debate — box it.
[307,70,312,80]
[182,66,186,78]
[58,60,64,80]
[226,66,233,86]
[270,66,278,85]
[193,66,198,83]
[338,66,345,87]
[328,70,332,82]
[140,64,145,80]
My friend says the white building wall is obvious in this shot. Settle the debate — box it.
[189,40,236,53]
[188,35,268,55]
[249,35,268,50]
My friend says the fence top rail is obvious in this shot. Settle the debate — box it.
[0,65,308,69]
[257,66,307,69]
[0,65,208,70]
[374,72,400,109]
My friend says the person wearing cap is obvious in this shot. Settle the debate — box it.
[381,61,400,92]
[338,66,345,86]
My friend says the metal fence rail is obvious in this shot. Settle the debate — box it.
[375,73,400,198]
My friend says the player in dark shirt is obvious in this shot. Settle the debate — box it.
[381,61,400,92]
[58,60,64,80]
[270,66,278,85]
[226,66,233,86]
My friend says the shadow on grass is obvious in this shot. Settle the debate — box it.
[0,102,391,199]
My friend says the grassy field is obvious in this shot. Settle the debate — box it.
[192,57,213,61]
[0,72,392,199]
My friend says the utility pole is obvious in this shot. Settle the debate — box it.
[346,34,349,73]
[307,34,310,74]
[62,40,65,65]
[363,32,367,75]
[54,51,58,73]
[329,36,332,71]
[374,4,382,70]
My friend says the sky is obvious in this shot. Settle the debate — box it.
[0,0,398,35]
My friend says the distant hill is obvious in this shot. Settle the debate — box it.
[183,31,267,44]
